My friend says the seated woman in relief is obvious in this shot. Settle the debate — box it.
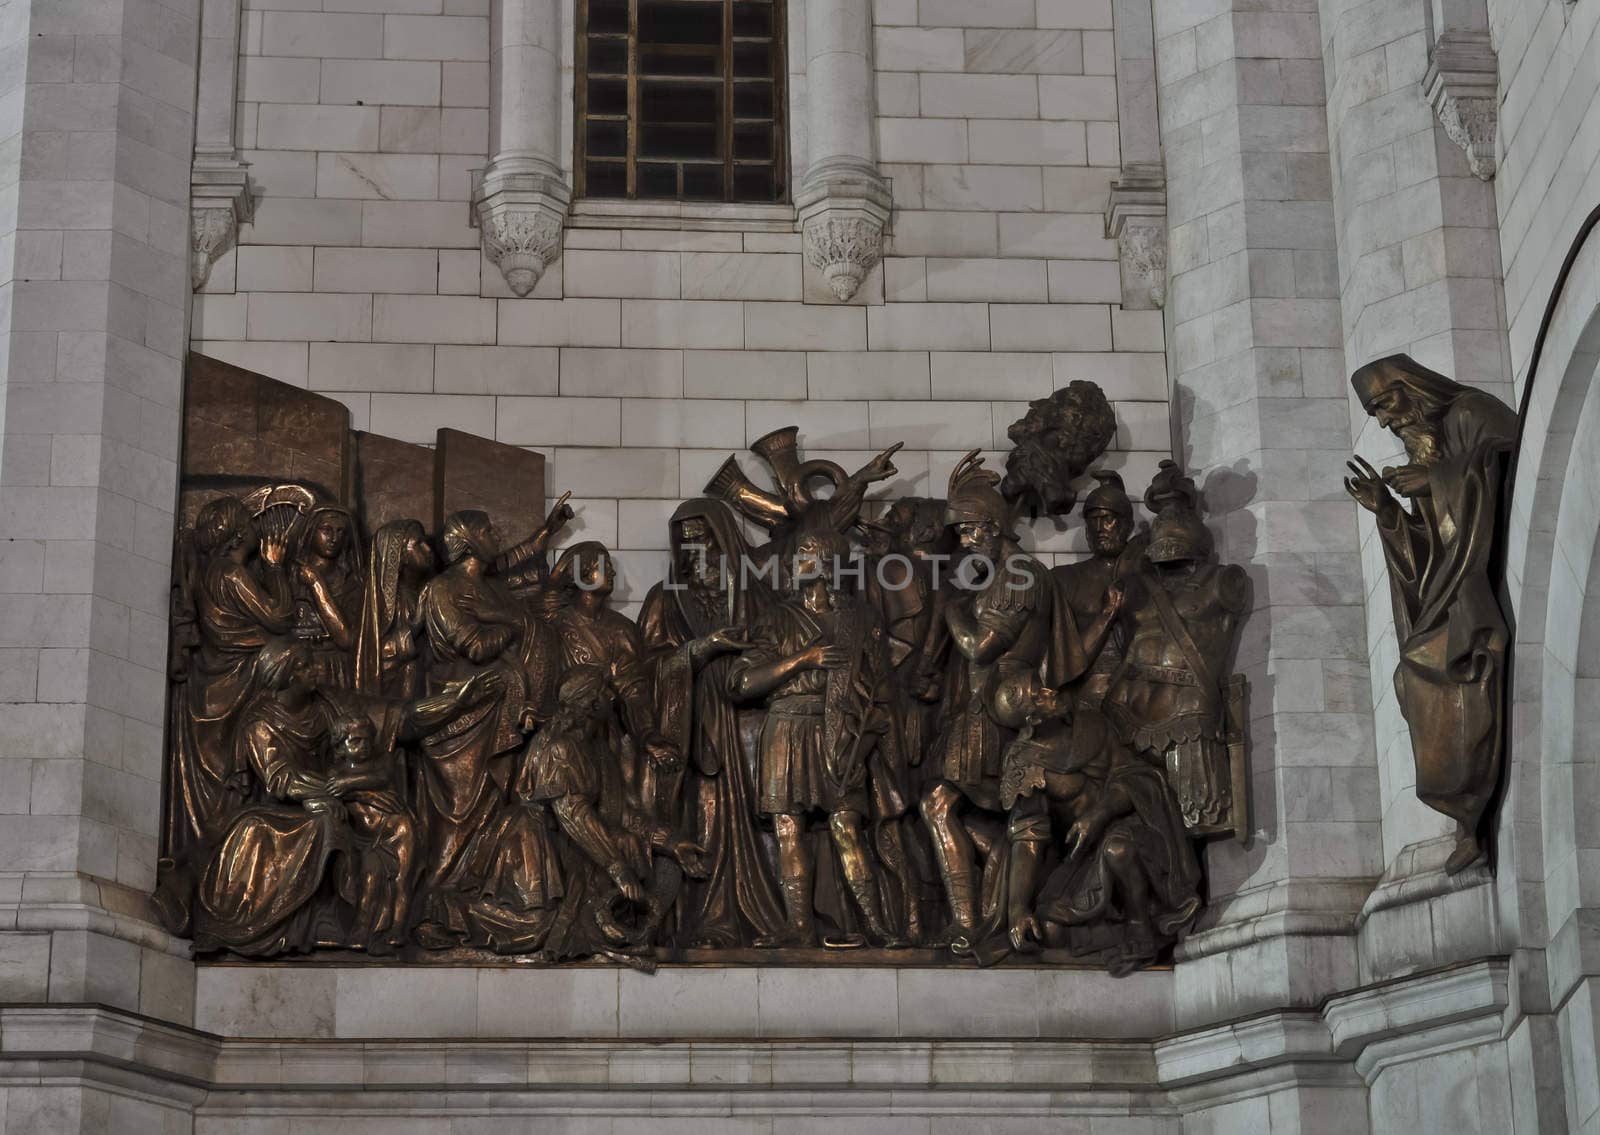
[193,639,493,956]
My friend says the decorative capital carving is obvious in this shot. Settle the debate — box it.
[471,159,571,297]
[190,153,253,291]
[802,214,885,302]
[795,158,893,302]
[1423,32,1498,181]
[1105,163,1167,310]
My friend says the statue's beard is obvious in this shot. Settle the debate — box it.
[1398,423,1441,465]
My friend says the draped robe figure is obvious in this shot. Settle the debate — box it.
[1347,354,1518,873]
[290,504,363,689]
[354,518,434,701]
[157,496,297,932]
[413,511,563,942]
[193,642,421,956]
[637,499,785,948]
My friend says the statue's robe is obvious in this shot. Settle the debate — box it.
[1374,388,1517,841]
[638,499,784,949]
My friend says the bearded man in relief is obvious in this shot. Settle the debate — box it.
[1345,354,1518,874]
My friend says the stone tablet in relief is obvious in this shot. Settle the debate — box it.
[1346,354,1517,875]
[157,353,1251,974]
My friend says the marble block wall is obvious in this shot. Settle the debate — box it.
[190,0,1175,622]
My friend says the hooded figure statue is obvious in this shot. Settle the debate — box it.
[1346,354,1518,873]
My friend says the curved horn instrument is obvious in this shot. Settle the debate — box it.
[703,455,790,530]
[750,426,847,510]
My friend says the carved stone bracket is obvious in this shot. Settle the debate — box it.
[1105,163,1167,310]
[471,159,571,297]
[1423,31,1498,181]
[190,153,253,291]
[795,158,893,303]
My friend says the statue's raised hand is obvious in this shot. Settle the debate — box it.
[1344,456,1393,514]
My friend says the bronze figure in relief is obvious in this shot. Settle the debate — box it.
[160,360,1256,974]
[1346,354,1517,874]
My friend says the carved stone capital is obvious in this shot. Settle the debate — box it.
[1105,163,1167,310]
[1423,31,1498,181]
[471,159,571,297]
[795,158,893,302]
[190,152,253,291]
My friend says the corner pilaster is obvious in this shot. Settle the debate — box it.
[1105,162,1168,311]
[190,154,252,291]
[1423,31,1499,181]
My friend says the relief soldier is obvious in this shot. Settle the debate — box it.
[921,453,1054,954]
[732,529,906,948]
[1103,463,1250,838]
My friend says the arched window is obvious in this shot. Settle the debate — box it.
[577,0,787,203]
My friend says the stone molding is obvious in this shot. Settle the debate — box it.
[1423,31,1500,181]
[1105,162,1168,310]
[189,154,252,291]
[795,158,893,302]
[1323,957,1510,1080]
[471,159,572,297]
[0,960,1515,1123]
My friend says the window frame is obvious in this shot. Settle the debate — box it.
[574,0,790,206]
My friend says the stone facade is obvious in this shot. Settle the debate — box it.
[0,0,1598,1131]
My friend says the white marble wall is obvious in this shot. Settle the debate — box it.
[1150,0,1379,1026]
[0,0,198,1020]
[192,0,1174,620]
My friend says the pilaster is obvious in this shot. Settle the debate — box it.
[1152,0,1381,1027]
[0,0,199,1021]
[794,0,890,303]
[473,0,573,296]
[190,0,252,291]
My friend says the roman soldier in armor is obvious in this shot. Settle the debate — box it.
[1103,463,1250,836]
[921,452,1053,954]
[1051,470,1142,709]
[732,529,907,948]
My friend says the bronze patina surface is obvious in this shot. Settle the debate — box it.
[1347,353,1517,875]
[158,353,1253,975]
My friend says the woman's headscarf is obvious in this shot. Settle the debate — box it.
[354,519,427,694]
[667,498,767,633]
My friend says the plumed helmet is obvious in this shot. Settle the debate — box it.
[1146,507,1212,564]
[943,450,1011,529]
[1082,470,1133,520]
[1143,460,1211,564]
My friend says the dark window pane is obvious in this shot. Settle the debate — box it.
[639,45,721,77]
[733,41,772,78]
[640,80,720,125]
[586,161,626,196]
[733,122,771,160]
[732,3,772,37]
[586,118,627,157]
[732,80,772,119]
[683,164,724,200]
[638,163,678,197]
[587,37,627,74]
[589,0,627,34]
[587,77,627,115]
[639,0,721,45]
[640,123,720,159]
[733,164,773,201]
[580,0,786,203]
